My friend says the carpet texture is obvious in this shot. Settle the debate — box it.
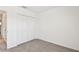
[0,39,78,52]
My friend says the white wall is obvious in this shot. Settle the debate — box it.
[0,6,17,48]
[33,14,41,39]
[16,7,37,47]
[1,6,79,50]
[0,6,37,49]
[39,7,79,50]
[8,7,37,49]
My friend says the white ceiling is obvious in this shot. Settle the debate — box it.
[26,6,56,13]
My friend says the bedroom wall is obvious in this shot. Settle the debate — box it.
[0,6,17,48]
[16,7,37,47]
[39,7,79,50]
[0,6,37,49]
[1,6,79,50]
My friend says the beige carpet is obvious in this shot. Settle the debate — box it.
[0,39,78,52]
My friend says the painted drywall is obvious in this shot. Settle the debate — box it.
[33,14,41,39]
[0,6,37,49]
[16,7,37,47]
[0,7,17,48]
[39,7,79,50]
[9,7,37,49]
[1,6,79,50]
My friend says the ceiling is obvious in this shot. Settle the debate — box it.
[23,6,57,13]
